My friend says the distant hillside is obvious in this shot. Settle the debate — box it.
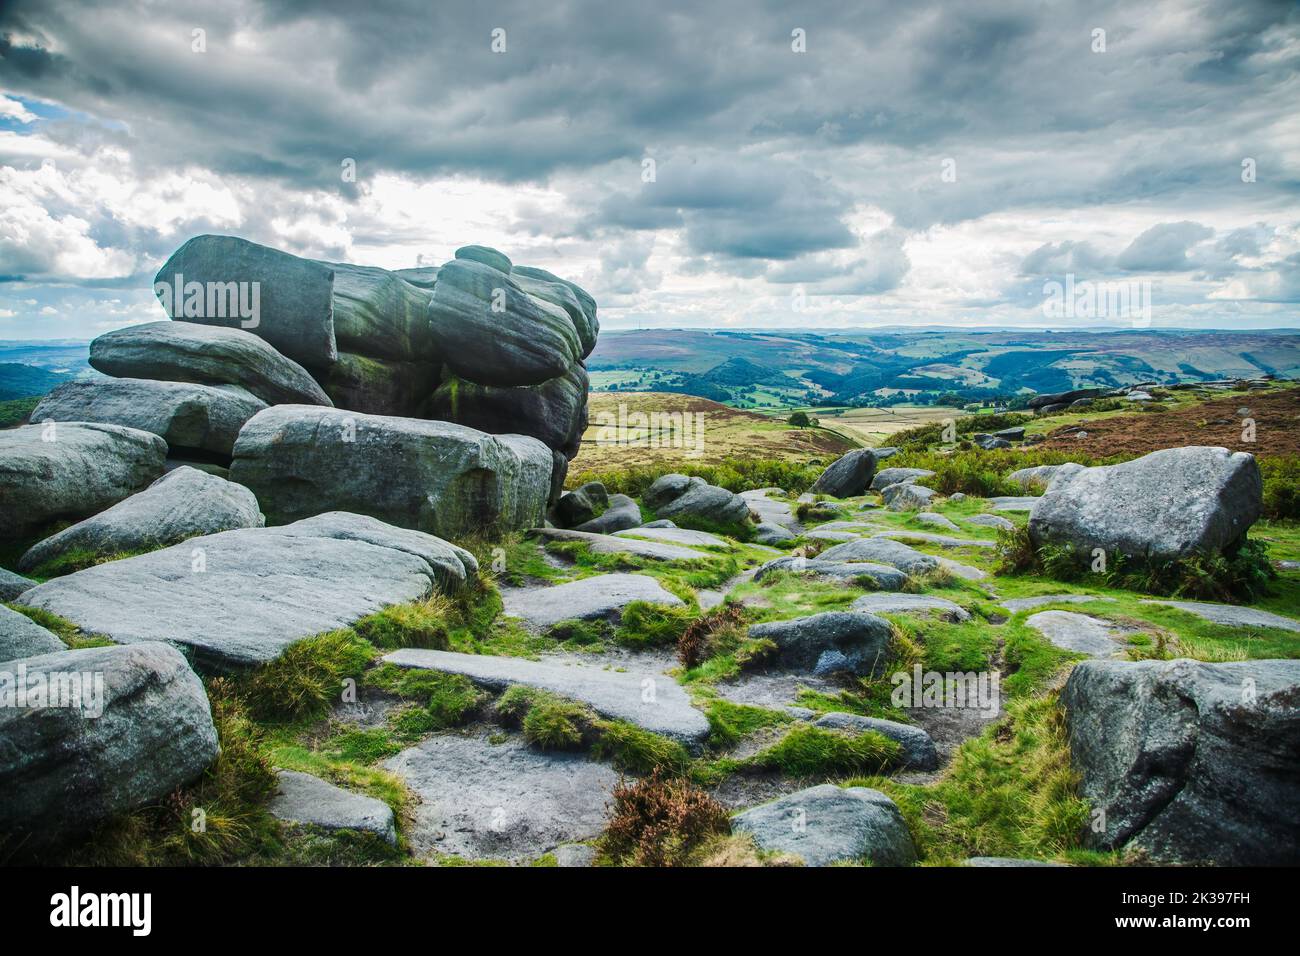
[0,363,73,401]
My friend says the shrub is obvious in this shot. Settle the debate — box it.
[1260,456,1300,520]
[599,771,731,866]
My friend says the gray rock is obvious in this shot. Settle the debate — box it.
[740,488,796,528]
[948,492,967,503]
[813,712,939,771]
[935,557,990,581]
[803,529,862,543]
[321,351,440,418]
[850,593,970,622]
[1126,390,1153,401]
[0,422,167,544]
[614,527,728,548]
[644,474,751,529]
[639,519,677,529]
[753,557,907,590]
[965,857,1065,867]
[90,320,333,407]
[269,770,396,845]
[555,482,609,527]
[883,482,937,511]
[874,530,997,549]
[18,512,476,670]
[1006,463,1084,490]
[386,731,617,862]
[230,405,552,540]
[31,377,266,459]
[973,434,1011,450]
[1036,402,1068,414]
[0,605,65,660]
[17,466,264,574]
[501,572,683,628]
[989,496,1041,511]
[0,567,36,602]
[870,467,934,492]
[809,449,877,498]
[1028,446,1262,561]
[383,647,709,744]
[551,843,597,867]
[323,260,440,365]
[755,522,796,545]
[1068,398,1094,409]
[511,265,599,359]
[872,447,900,459]
[533,528,708,562]
[818,537,940,575]
[571,494,641,534]
[0,642,219,850]
[993,427,1026,441]
[1064,658,1300,865]
[915,512,959,531]
[748,611,892,676]
[731,785,917,867]
[1002,593,1113,612]
[1027,387,1103,409]
[966,513,1015,531]
[1025,610,1126,658]
[1139,599,1300,633]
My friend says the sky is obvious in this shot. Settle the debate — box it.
[1,0,1298,341]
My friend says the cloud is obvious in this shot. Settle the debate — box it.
[1117,221,1216,271]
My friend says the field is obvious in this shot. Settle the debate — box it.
[767,404,972,446]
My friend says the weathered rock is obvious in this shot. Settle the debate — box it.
[643,474,751,530]
[552,844,597,867]
[1028,447,1262,561]
[915,512,959,531]
[870,468,934,492]
[511,265,599,359]
[883,482,938,511]
[0,605,65,660]
[0,422,167,544]
[809,449,877,498]
[731,785,917,867]
[320,351,439,418]
[803,528,862,543]
[753,557,907,590]
[89,320,332,406]
[1140,600,1300,633]
[17,466,264,574]
[386,731,616,862]
[500,572,684,629]
[0,567,36,602]
[989,496,1040,511]
[748,611,892,676]
[324,261,439,364]
[973,434,1011,450]
[1027,387,1103,409]
[1002,593,1113,612]
[1036,402,1068,414]
[1006,463,1084,490]
[850,593,970,622]
[533,527,707,562]
[966,513,1015,531]
[935,556,990,581]
[230,405,552,539]
[740,488,796,528]
[818,537,940,575]
[1063,658,1300,865]
[872,446,900,459]
[755,522,796,545]
[383,647,709,744]
[155,234,338,371]
[614,527,728,548]
[993,427,1026,441]
[269,770,396,845]
[31,378,266,459]
[18,513,477,670]
[554,482,609,528]
[1025,610,1126,658]
[965,857,1065,867]
[813,712,939,771]
[0,642,219,850]
[874,530,997,549]
[571,494,641,534]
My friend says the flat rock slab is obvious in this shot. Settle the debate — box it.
[935,557,989,581]
[988,496,1040,512]
[383,647,710,744]
[17,512,476,671]
[1026,610,1127,658]
[874,530,997,549]
[732,785,917,867]
[803,529,864,542]
[915,512,959,531]
[1140,600,1300,633]
[533,527,709,561]
[850,593,970,622]
[753,556,907,591]
[966,513,1015,531]
[1002,594,1114,612]
[386,732,617,862]
[0,605,65,661]
[613,527,729,548]
[500,572,684,629]
[269,770,396,845]
[817,537,939,575]
[740,489,796,529]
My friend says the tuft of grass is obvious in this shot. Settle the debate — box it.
[591,720,691,774]
[749,723,901,778]
[703,698,793,748]
[245,629,375,723]
[5,604,114,649]
[352,596,451,650]
[677,602,750,668]
[616,600,698,648]
[24,546,154,579]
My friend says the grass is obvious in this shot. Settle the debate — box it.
[4,604,115,649]
[748,723,901,777]
[701,696,794,748]
[21,546,154,579]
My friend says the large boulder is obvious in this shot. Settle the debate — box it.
[809,449,877,498]
[17,512,478,670]
[31,377,266,459]
[0,568,36,602]
[0,422,167,544]
[748,611,892,676]
[1006,463,1084,490]
[0,642,219,852]
[325,261,439,363]
[571,494,641,534]
[230,405,551,540]
[882,482,938,511]
[817,537,940,575]
[89,320,333,407]
[0,605,65,660]
[17,466,264,574]
[732,785,917,867]
[1028,447,1262,561]
[553,482,609,528]
[870,467,934,492]
[320,352,439,418]
[643,474,751,531]
[1063,658,1300,865]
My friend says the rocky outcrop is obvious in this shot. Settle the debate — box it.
[0,568,36,602]
[809,450,877,498]
[0,642,219,851]
[753,556,907,590]
[17,466,264,574]
[230,405,551,539]
[571,494,641,534]
[500,573,684,629]
[1027,387,1103,409]
[0,605,65,661]
[643,474,751,531]
[1028,446,1262,562]
[882,482,937,511]
[748,611,892,676]
[732,785,917,867]
[1063,658,1300,865]
[553,482,608,528]
[31,377,266,459]
[0,422,167,544]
